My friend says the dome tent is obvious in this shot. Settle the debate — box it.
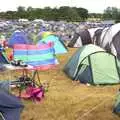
[41,31,53,39]
[93,23,120,60]
[67,29,92,48]
[88,27,103,41]
[113,90,120,115]
[64,44,120,85]
[37,34,68,54]
[8,30,33,47]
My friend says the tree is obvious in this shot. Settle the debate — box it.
[27,6,33,12]
[16,6,27,18]
[17,6,26,12]
[0,6,89,21]
[65,7,79,22]
[51,8,59,21]
[103,7,120,20]
[77,8,88,20]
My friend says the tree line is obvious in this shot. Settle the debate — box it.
[0,6,88,21]
[0,6,120,22]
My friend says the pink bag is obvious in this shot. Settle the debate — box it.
[21,86,44,101]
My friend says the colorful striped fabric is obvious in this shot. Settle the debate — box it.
[13,43,58,70]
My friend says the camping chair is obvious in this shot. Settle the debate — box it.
[1,60,44,101]
[7,64,43,101]
[18,69,42,100]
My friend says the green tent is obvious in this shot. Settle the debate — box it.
[113,91,120,115]
[64,44,120,85]
[0,112,5,120]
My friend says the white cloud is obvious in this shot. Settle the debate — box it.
[0,0,120,13]
[18,0,71,8]
[0,0,19,11]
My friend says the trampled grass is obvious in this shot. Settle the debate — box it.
[21,48,120,120]
[2,48,120,120]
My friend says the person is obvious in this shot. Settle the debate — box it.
[0,44,5,52]
[8,50,13,61]
[3,40,8,48]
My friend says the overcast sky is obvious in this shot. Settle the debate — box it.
[0,0,120,13]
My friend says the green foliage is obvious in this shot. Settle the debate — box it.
[103,7,120,21]
[0,6,88,21]
[1,6,120,22]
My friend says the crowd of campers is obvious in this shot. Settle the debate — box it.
[0,18,120,119]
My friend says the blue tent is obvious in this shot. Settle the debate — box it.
[0,45,9,64]
[0,91,24,120]
[8,31,33,47]
[37,35,68,54]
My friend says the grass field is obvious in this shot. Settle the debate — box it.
[10,48,120,120]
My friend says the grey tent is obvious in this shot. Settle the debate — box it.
[94,23,120,59]
[68,29,92,47]
[92,27,109,47]
[88,27,103,42]
[93,28,104,45]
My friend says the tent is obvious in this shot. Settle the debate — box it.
[13,43,58,70]
[94,23,120,59]
[41,31,53,39]
[0,52,9,64]
[8,30,32,47]
[90,28,104,45]
[37,35,68,54]
[0,91,24,120]
[113,91,120,115]
[0,46,9,64]
[0,112,5,120]
[68,29,92,48]
[93,28,103,45]
[64,44,120,85]
[93,27,109,46]
[88,27,102,39]
[113,91,120,114]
